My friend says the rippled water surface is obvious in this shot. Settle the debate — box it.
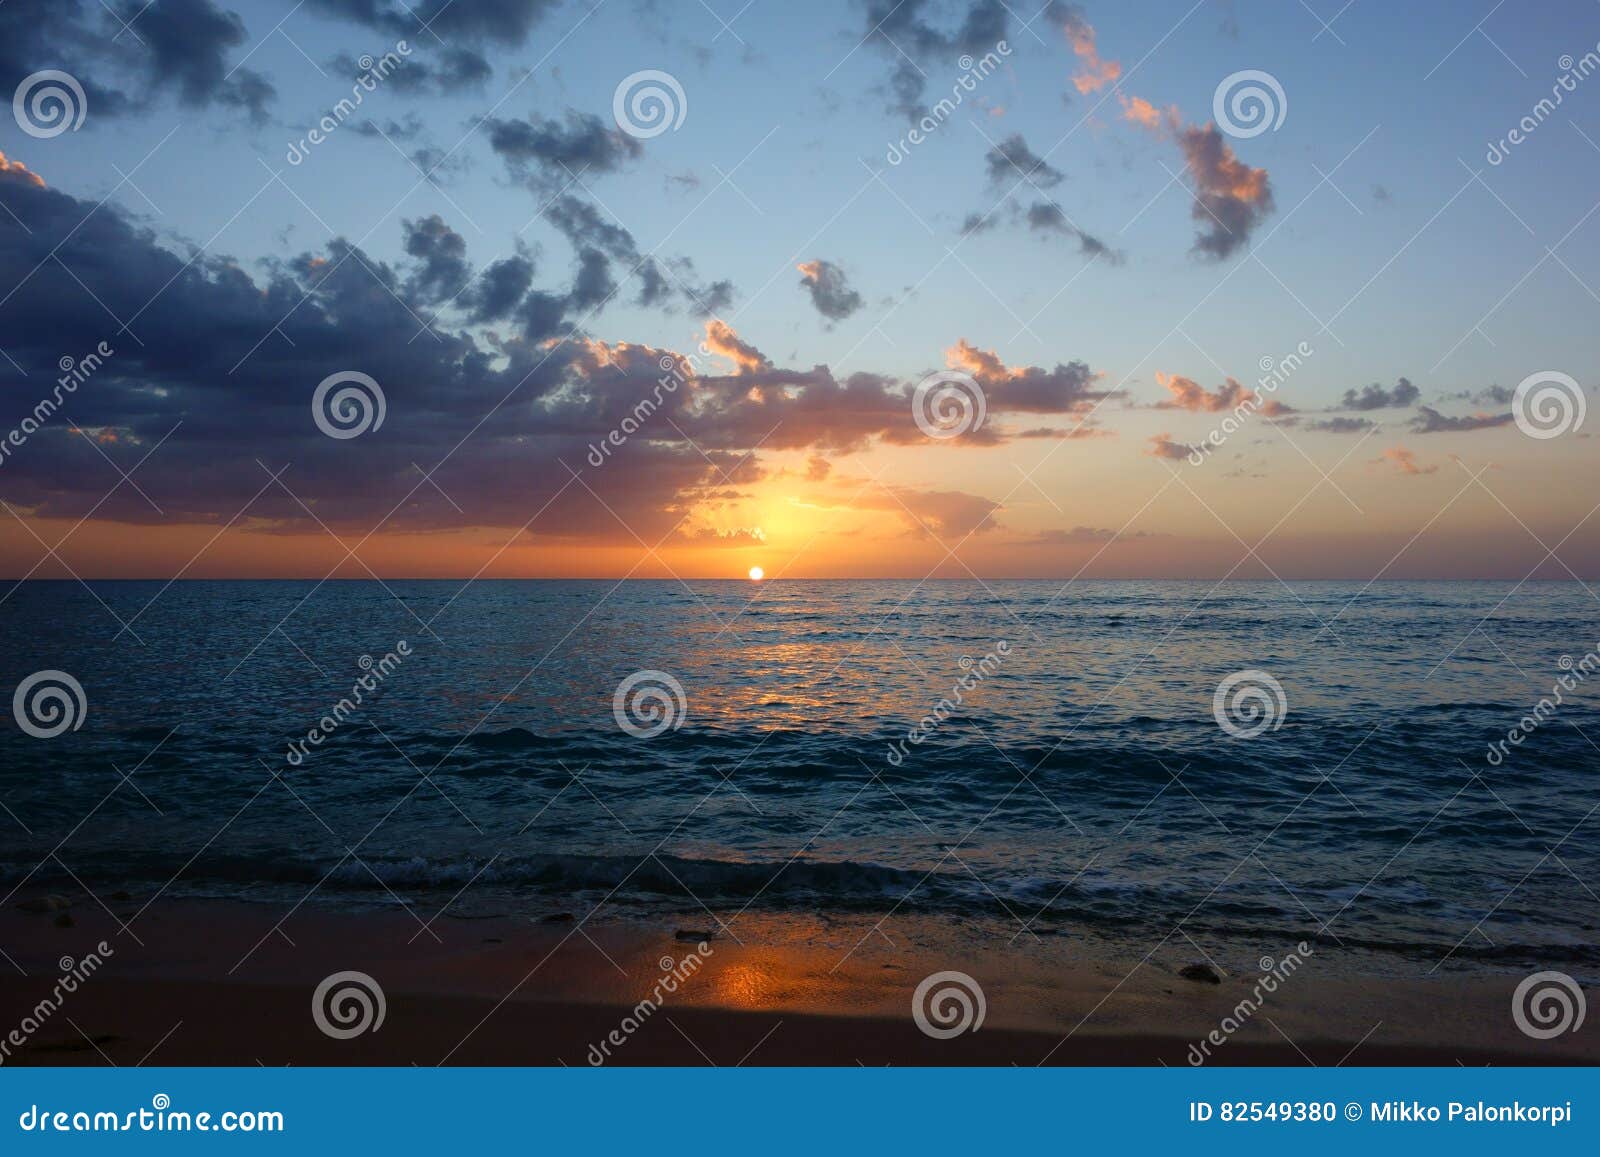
[2,580,1596,971]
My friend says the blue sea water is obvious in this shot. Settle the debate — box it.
[0,579,1596,971]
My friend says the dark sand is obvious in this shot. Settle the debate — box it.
[0,893,1591,1066]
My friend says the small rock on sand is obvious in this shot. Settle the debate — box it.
[1178,962,1222,985]
[17,895,72,913]
[675,929,714,942]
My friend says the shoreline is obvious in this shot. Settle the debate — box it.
[1,893,1592,1066]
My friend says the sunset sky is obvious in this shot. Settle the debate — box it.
[0,0,1597,580]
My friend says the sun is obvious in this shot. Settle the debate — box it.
[747,566,765,582]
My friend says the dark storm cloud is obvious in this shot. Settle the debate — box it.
[1023,201,1120,262]
[0,165,1103,544]
[796,260,864,321]
[308,0,560,47]
[401,215,470,305]
[855,0,1010,119]
[1338,377,1420,411]
[1178,123,1274,260]
[464,255,536,323]
[539,196,734,316]
[486,113,643,185]
[1408,406,1514,434]
[1303,416,1379,434]
[0,0,275,125]
[376,47,493,94]
[985,134,1065,189]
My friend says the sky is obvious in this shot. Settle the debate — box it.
[0,0,1597,580]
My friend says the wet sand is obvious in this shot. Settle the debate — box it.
[0,893,1590,1066]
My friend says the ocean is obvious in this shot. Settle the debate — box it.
[2,579,1596,974]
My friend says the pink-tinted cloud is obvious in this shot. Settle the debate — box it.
[1154,372,1256,413]
[1060,8,1121,94]
[1146,432,1200,460]
[1178,122,1274,259]
[0,151,44,188]
[947,339,1114,412]
[1374,446,1437,475]
[1118,93,1178,135]
[704,319,771,374]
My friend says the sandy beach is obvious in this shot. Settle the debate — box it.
[1,891,1590,1067]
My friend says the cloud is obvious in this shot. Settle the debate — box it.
[0,164,1122,547]
[1338,377,1420,410]
[1117,93,1178,134]
[381,47,494,95]
[796,259,865,321]
[487,112,642,186]
[1177,123,1274,260]
[401,215,471,305]
[947,339,1114,413]
[854,0,1011,119]
[0,0,276,125]
[1023,201,1122,261]
[1303,416,1379,434]
[1020,525,1159,545]
[1374,446,1437,475]
[984,134,1065,189]
[1145,432,1200,460]
[1054,4,1120,94]
[308,0,560,49]
[704,320,772,374]
[0,152,44,189]
[848,484,1004,538]
[1407,406,1514,434]
[1154,372,1255,413]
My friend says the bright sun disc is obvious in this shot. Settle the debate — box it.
[748,566,764,581]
